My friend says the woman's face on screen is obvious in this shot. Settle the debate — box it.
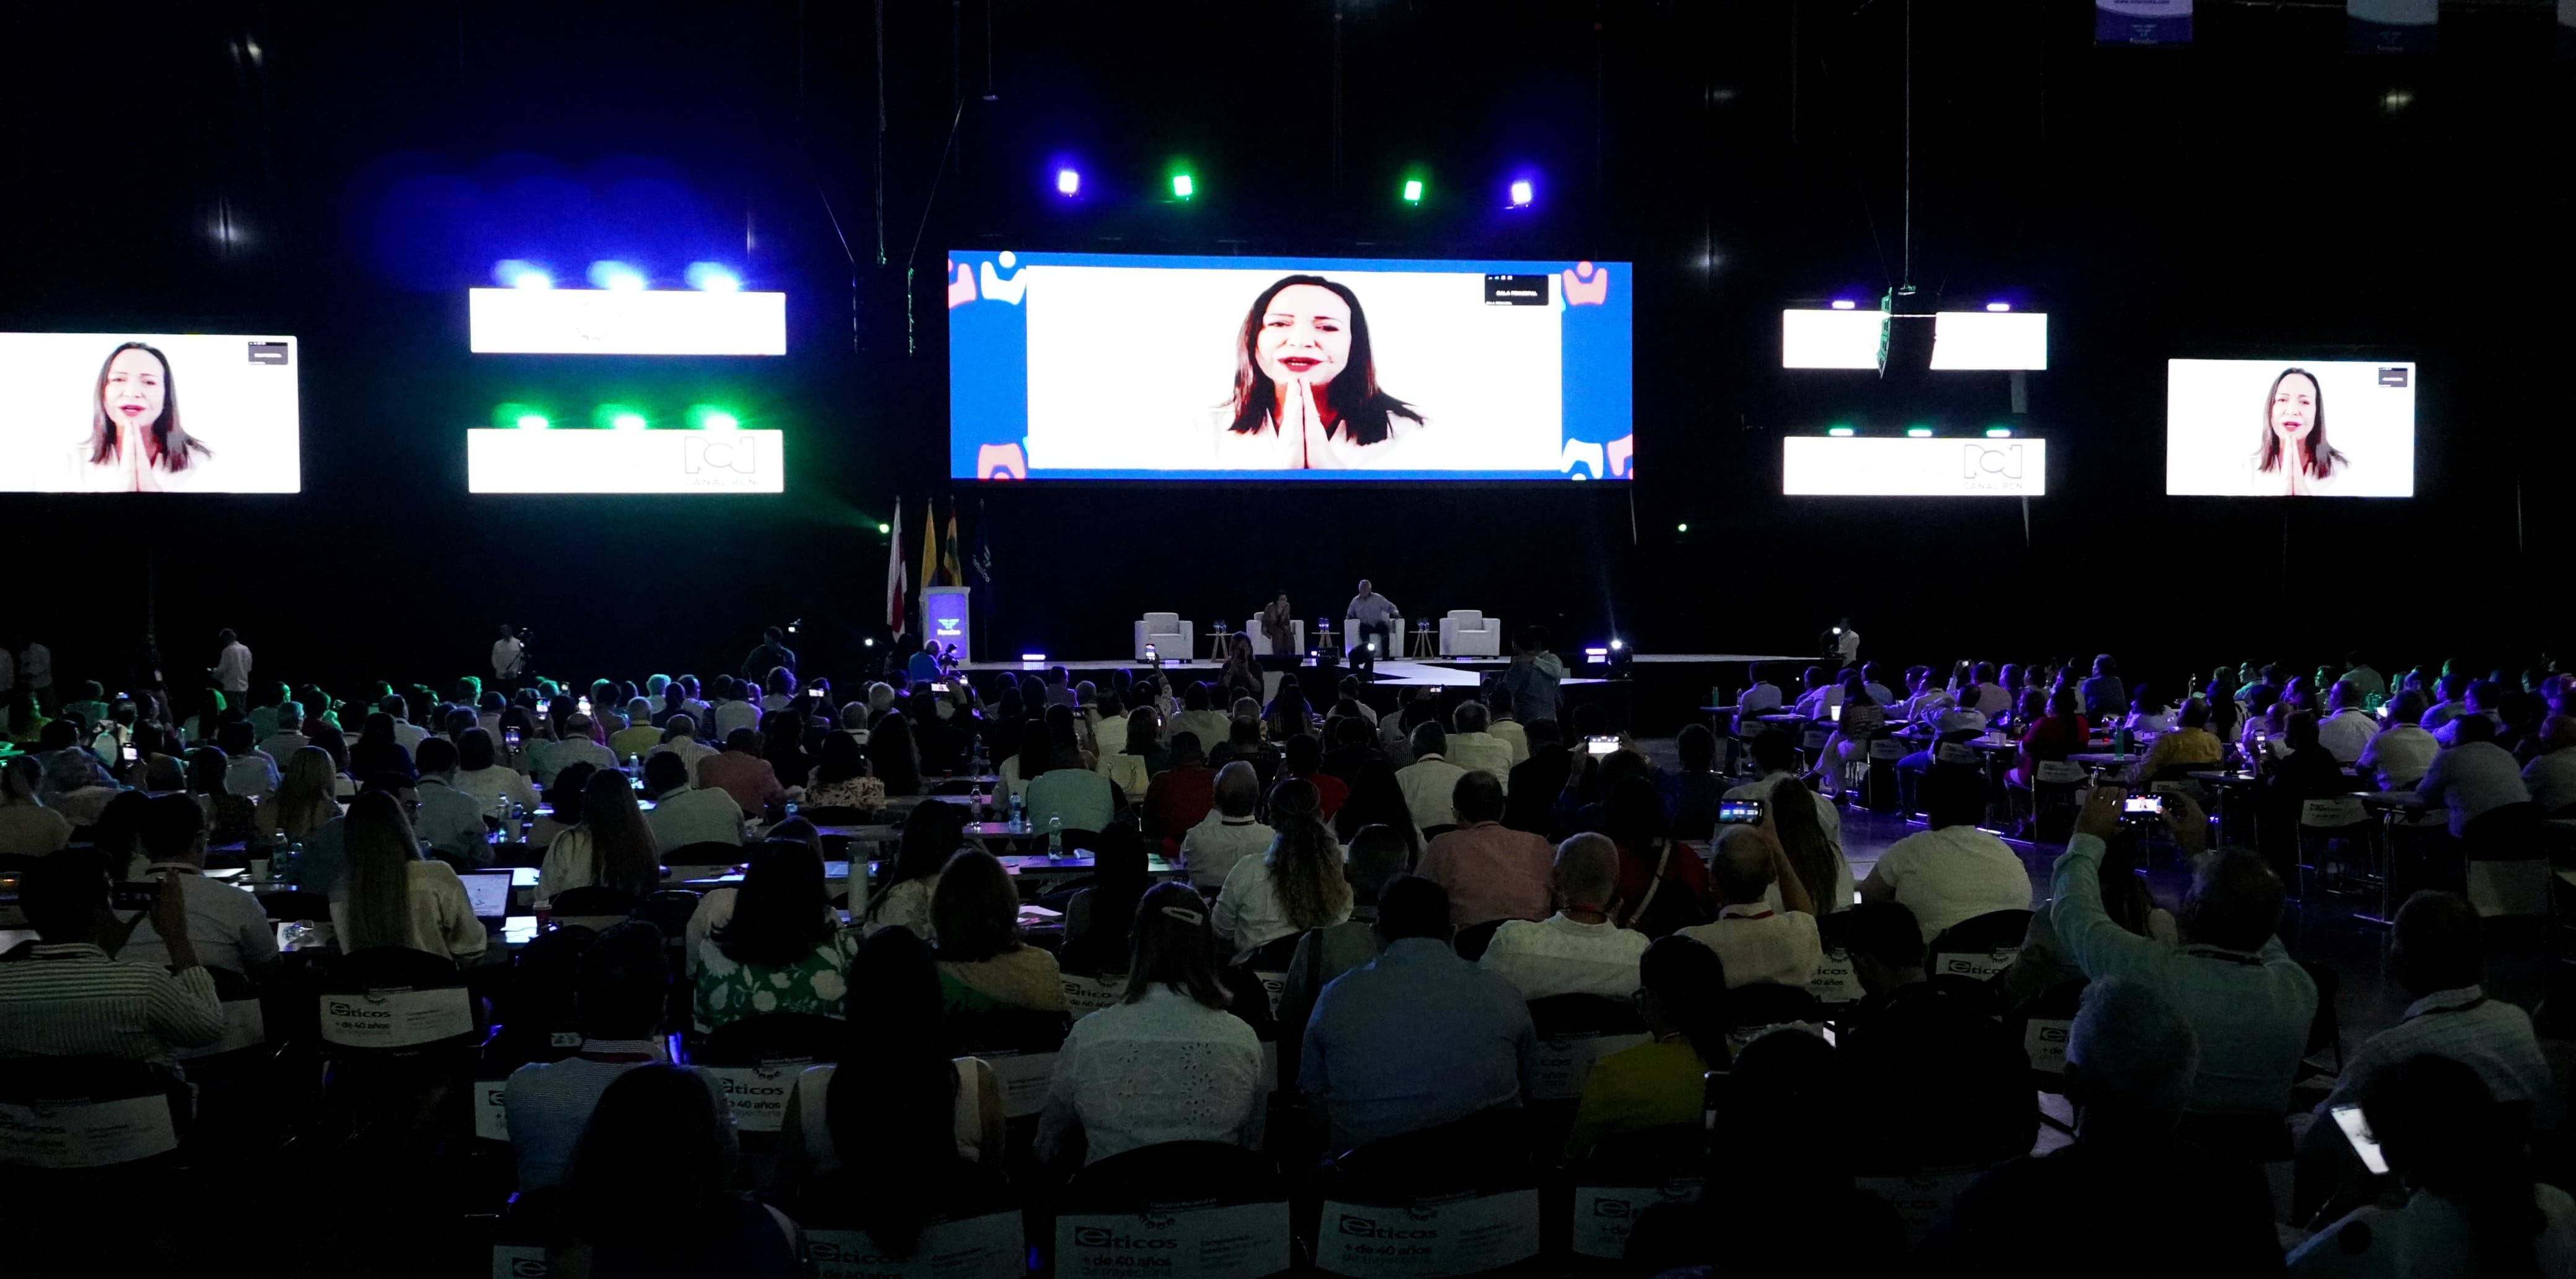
[102,347,168,430]
[2268,373,2318,446]
[1255,285,1353,387]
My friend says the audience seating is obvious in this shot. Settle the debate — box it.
[689,1012,842,1140]
[1133,612,1194,662]
[1437,610,1502,658]
[1451,917,1506,961]
[1053,1142,1295,1278]
[946,1005,1072,1119]
[1926,909,2031,1014]
[1319,1108,1543,1277]
[0,1056,191,1178]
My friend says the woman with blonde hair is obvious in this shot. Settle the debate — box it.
[331,789,484,961]
[1213,779,1351,963]
[537,768,664,904]
[1765,781,1852,915]
[254,747,342,847]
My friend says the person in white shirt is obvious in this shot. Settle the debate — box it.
[380,696,429,753]
[117,794,281,979]
[2416,715,2531,839]
[411,738,497,867]
[1479,833,1650,1000]
[258,700,313,764]
[642,752,745,851]
[1967,662,2014,718]
[2314,680,2382,765]
[209,628,252,695]
[2430,680,2505,748]
[1395,723,1468,831]
[491,625,526,685]
[1790,667,1843,721]
[544,713,619,780]
[215,721,280,799]
[1735,664,1784,733]
[644,715,720,786]
[1037,882,1263,1166]
[1178,762,1272,887]
[1443,701,1514,789]
[451,727,541,813]
[2359,690,2440,792]
[1213,780,1351,965]
[1859,768,2033,943]
[2338,654,2388,703]
[1477,686,1530,763]
[1677,817,1822,988]
[0,756,75,856]
[330,789,487,963]
[2523,717,2576,814]
[2418,672,2471,734]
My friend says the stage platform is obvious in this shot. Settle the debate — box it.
[955,652,1806,692]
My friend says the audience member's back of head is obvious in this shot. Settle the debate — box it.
[24,849,111,943]
[1553,833,1619,911]
[2180,851,2285,953]
[1450,770,1505,825]
[1843,900,1925,973]
[2391,890,2482,995]
[2356,1053,2541,1278]
[1212,761,1260,818]
[2066,978,2198,1128]
[1640,935,1730,1069]
[1676,724,1715,773]
[643,749,689,795]
[414,735,458,776]
[1749,729,1796,776]
[1344,825,1412,907]
[2453,711,2497,744]
[1922,766,1986,830]
[139,792,206,864]
[1411,722,1447,758]
[1712,829,1779,904]
[566,1064,738,1249]
[1375,874,1453,945]
[576,920,669,1040]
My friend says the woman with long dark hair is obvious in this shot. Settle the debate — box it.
[1604,775,1712,936]
[347,711,415,780]
[860,709,925,799]
[1059,826,1151,977]
[998,719,1055,801]
[1765,779,1852,916]
[563,1065,801,1278]
[74,340,213,492]
[333,789,484,961]
[1213,779,1351,963]
[1211,275,1425,469]
[1038,882,1263,1166]
[759,709,815,796]
[1333,760,1421,866]
[864,799,966,938]
[804,731,884,812]
[931,849,1066,1013]
[537,768,662,904]
[1565,935,1731,1157]
[772,928,1005,1251]
[693,840,855,1031]
[2252,367,2350,496]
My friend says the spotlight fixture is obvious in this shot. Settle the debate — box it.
[1508,178,1534,208]
[1401,178,1424,204]
[701,412,739,431]
[1055,168,1081,196]
[1674,522,1689,533]
[1985,301,2011,313]
[1906,427,1933,438]
[495,260,552,290]
[1170,173,1195,199]
[1986,427,2013,438]
[590,261,646,291]
[1829,298,1856,311]
[1827,426,1856,438]
[876,522,892,534]
[686,263,741,292]
[516,414,548,430]
[611,412,646,431]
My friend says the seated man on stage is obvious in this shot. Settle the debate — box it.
[1345,579,1400,672]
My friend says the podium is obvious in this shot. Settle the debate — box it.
[923,587,973,662]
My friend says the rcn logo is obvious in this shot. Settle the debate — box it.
[1961,443,2025,480]
[682,436,761,475]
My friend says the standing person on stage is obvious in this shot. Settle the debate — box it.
[1261,591,1297,659]
[492,625,526,688]
[741,626,797,683]
[1346,579,1400,669]
[1819,617,1860,666]
[209,628,252,696]
[1505,627,1564,728]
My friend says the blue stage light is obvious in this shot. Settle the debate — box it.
[495,260,550,289]
[590,261,646,291]
[686,262,741,292]
[1056,168,1081,196]
[1508,178,1534,208]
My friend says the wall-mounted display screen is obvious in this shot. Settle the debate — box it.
[0,333,300,493]
[468,288,787,356]
[947,251,1634,480]
[1782,435,2048,496]
[2165,359,2414,497]
[1781,309,2048,371]
[465,428,783,493]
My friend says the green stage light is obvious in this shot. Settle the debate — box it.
[1906,427,1933,438]
[1986,426,2012,438]
[493,402,548,430]
[1827,426,1856,438]
[876,522,892,535]
[687,404,743,431]
[1402,178,1424,204]
[1171,173,1194,199]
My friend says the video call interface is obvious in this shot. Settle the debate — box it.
[944,250,1637,481]
[0,332,302,493]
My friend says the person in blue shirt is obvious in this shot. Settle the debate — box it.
[905,640,946,687]
[1300,875,1536,1153]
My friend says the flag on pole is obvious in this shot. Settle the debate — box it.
[940,505,964,586]
[884,498,908,637]
[919,505,939,628]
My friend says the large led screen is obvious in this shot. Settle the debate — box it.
[468,288,786,356]
[947,251,1634,480]
[1782,436,2048,496]
[0,334,300,493]
[2166,359,2414,497]
[465,428,784,494]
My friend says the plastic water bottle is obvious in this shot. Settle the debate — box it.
[279,839,305,888]
[1047,815,1064,860]
[2113,724,2133,758]
[1009,792,1026,831]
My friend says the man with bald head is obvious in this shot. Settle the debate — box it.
[1478,833,1651,1000]
[1675,823,1822,987]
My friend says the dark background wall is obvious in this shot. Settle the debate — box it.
[2,1,2566,701]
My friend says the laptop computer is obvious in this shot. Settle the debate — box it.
[457,869,515,932]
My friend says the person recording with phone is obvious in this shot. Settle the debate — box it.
[0,848,227,1064]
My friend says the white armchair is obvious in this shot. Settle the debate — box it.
[1438,610,1503,657]
[1245,616,1307,656]
[1133,612,1193,661]
[1346,617,1403,661]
